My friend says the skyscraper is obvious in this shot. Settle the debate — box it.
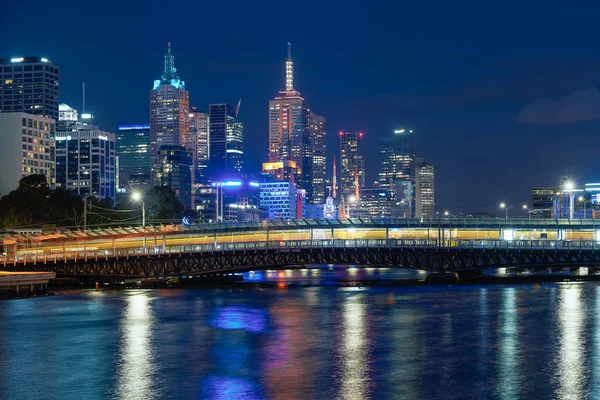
[339,131,365,200]
[209,103,243,179]
[154,145,192,209]
[309,112,326,204]
[189,108,209,184]
[116,124,151,185]
[268,44,313,202]
[415,158,434,218]
[377,129,415,217]
[0,57,59,122]
[149,43,190,178]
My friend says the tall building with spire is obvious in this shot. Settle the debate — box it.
[150,43,190,177]
[268,44,314,202]
[150,43,191,206]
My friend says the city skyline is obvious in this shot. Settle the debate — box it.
[3,1,600,214]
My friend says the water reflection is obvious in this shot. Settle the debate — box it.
[115,293,157,400]
[202,376,262,400]
[497,288,519,400]
[339,294,369,400]
[211,306,267,333]
[556,286,587,399]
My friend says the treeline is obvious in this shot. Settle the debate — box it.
[0,175,186,230]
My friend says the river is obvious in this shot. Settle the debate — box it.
[0,266,597,399]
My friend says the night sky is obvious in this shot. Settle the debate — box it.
[3,0,600,216]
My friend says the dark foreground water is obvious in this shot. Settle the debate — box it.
[1,268,599,399]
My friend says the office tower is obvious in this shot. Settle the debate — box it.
[189,108,210,184]
[58,103,78,131]
[154,145,192,209]
[116,124,151,185]
[415,158,434,218]
[259,181,297,220]
[262,160,297,182]
[150,43,190,178]
[209,102,243,179]
[339,131,365,200]
[0,113,56,195]
[377,129,415,217]
[268,44,313,202]
[531,187,561,218]
[55,124,116,202]
[309,112,326,204]
[0,57,59,121]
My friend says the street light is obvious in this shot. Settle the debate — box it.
[131,191,145,228]
[522,204,530,219]
[444,211,449,217]
[499,203,513,220]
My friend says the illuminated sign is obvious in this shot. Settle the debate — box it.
[98,135,108,141]
[10,57,24,63]
[81,113,92,119]
[40,58,48,63]
[249,182,260,187]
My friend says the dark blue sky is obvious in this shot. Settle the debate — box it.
[4,0,600,215]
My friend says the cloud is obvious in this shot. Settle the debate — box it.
[518,87,600,124]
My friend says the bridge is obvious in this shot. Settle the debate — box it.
[3,218,600,277]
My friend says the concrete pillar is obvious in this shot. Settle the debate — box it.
[15,285,19,297]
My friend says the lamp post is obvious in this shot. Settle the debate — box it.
[563,180,575,219]
[522,204,530,219]
[499,203,513,220]
[132,192,146,248]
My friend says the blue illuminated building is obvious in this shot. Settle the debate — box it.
[116,124,150,186]
[259,181,297,220]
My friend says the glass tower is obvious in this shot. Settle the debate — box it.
[116,124,151,185]
[309,112,326,204]
[209,103,243,179]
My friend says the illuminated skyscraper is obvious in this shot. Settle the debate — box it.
[209,102,243,179]
[377,129,415,217]
[117,124,151,185]
[149,43,190,181]
[309,112,326,204]
[415,158,434,218]
[189,108,209,184]
[268,44,313,202]
[339,131,365,200]
[0,56,59,121]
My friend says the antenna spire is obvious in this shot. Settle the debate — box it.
[162,42,178,81]
[285,42,294,91]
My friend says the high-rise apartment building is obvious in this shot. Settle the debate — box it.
[189,108,210,184]
[209,103,243,179]
[154,145,192,209]
[339,131,365,200]
[0,113,56,195]
[55,124,116,201]
[377,129,415,217]
[0,57,59,122]
[150,43,190,178]
[309,112,326,204]
[116,124,151,186]
[415,158,434,218]
[268,44,313,202]
[259,181,297,220]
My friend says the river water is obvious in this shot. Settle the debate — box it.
[0,267,598,399]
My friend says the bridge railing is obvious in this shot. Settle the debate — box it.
[2,239,600,266]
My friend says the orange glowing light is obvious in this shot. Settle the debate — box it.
[277,282,287,289]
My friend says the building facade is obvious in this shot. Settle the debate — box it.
[0,113,55,195]
[339,131,365,200]
[377,129,415,217]
[55,125,116,201]
[0,57,59,122]
[150,43,190,180]
[259,181,297,220]
[154,145,192,209]
[209,103,243,179]
[268,44,313,202]
[189,108,210,184]
[116,124,151,186]
[309,112,326,204]
[531,187,561,218]
[415,159,434,218]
